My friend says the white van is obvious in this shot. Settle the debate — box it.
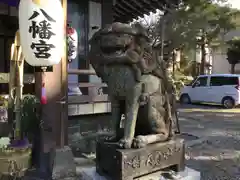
[179,74,240,108]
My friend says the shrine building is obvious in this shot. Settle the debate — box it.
[0,0,178,157]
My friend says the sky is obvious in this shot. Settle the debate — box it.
[228,0,240,9]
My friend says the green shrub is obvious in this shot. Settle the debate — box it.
[170,74,193,99]
[21,95,40,142]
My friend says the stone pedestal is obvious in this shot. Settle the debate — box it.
[80,166,201,180]
[52,146,77,179]
[96,138,185,180]
[23,146,77,180]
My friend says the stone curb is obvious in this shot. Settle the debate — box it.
[178,115,202,121]
[178,110,238,117]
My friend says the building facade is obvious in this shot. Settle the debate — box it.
[212,30,240,74]
[0,0,104,95]
[0,0,179,156]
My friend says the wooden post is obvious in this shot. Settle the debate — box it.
[8,35,17,128]
[34,0,68,152]
[8,30,24,138]
[102,0,114,26]
[60,0,68,146]
[13,31,24,139]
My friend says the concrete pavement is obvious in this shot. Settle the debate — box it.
[178,108,240,180]
[70,104,240,179]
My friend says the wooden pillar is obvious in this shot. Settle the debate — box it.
[101,0,114,26]
[35,0,68,151]
[60,0,68,147]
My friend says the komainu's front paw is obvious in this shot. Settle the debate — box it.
[132,135,148,148]
[118,138,133,149]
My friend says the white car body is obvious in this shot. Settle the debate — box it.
[180,74,240,107]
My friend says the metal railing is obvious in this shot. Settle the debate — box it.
[67,69,109,104]
[0,68,109,105]
[0,73,35,84]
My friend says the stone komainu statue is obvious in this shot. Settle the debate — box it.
[89,22,179,149]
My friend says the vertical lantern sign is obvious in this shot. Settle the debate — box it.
[19,0,64,104]
[67,24,78,63]
[19,0,64,105]
[18,0,64,66]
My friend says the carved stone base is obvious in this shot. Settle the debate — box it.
[96,138,185,180]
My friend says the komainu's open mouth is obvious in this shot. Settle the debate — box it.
[100,45,130,55]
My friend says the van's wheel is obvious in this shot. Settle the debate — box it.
[180,94,191,104]
[222,97,235,109]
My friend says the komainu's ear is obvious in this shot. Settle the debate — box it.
[132,23,150,42]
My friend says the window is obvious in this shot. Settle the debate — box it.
[4,37,14,72]
[9,7,17,17]
[0,38,4,72]
[0,3,8,15]
[187,77,198,86]
[194,77,208,87]
[210,76,238,86]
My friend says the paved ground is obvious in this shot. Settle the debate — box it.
[73,103,240,179]
[178,103,240,113]
[178,104,240,180]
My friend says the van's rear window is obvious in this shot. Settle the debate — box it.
[210,76,238,86]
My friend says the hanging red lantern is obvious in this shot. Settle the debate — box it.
[67,23,78,63]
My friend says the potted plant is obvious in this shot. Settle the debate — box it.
[0,136,31,177]
[0,94,36,178]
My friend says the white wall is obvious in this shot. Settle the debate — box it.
[88,1,102,96]
[211,30,240,74]
[212,52,230,74]
[89,1,102,39]
[211,51,240,74]
[224,30,240,41]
